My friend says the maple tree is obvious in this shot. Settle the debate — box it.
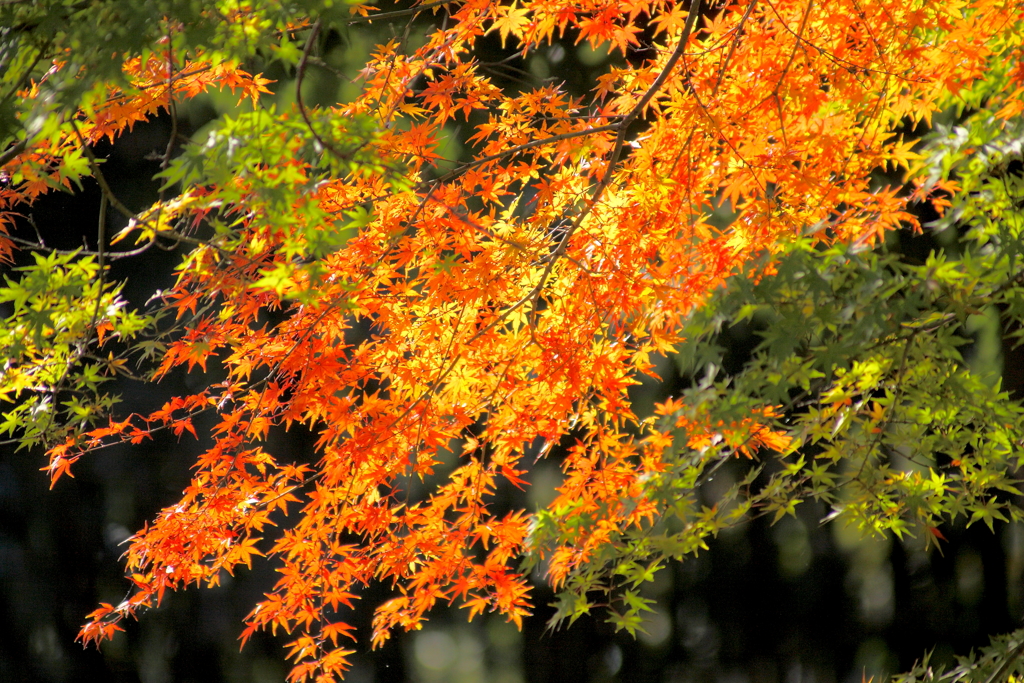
[2,0,1024,680]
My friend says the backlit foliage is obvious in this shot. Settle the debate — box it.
[2,0,1024,680]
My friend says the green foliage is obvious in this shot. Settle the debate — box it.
[147,106,399,299]
[893,630,1024,683]
[0,250,150,450]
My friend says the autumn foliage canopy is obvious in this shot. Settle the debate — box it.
[2,0,1024,679]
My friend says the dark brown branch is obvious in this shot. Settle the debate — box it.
[525,0,703,319]
[345,0,455,24]
[0,136,30,169]
[982,637,1024,683]
[428,123,621,187]
[711,0,758,97]
[296,20,373,164]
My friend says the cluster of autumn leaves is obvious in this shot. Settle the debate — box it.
[2,0,1024,680]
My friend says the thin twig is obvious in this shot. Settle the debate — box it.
[525,0,703,321]
[346,0,454,25]
[88,193,109,331]
[983,637,1024,683]
[428,123,620,187]
[0,136,31,169]
[711,0,759,97]
[297,21,337,158]
[4,233,157,261]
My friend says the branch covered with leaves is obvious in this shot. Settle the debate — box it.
[1,0,1023,680]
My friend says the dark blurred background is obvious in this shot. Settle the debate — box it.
[2,13,1023,683]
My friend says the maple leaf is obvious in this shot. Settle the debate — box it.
[321,621,358,645]
[489,2,531,48]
